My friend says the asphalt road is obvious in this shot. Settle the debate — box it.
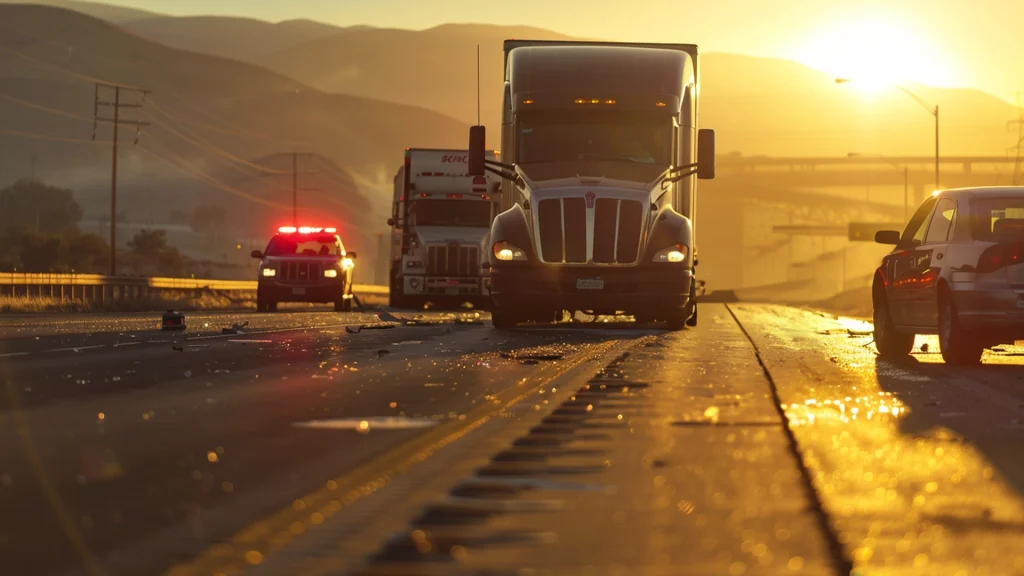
[1,304,1022,575]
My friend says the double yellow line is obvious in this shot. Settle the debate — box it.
[164,339,629,576]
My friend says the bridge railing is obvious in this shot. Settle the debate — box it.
[0,272,387,306]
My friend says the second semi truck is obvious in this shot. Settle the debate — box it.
[388,148,500,310]
[468,40,716,328]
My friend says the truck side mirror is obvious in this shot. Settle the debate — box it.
[468,126,487,177]
[250,250,263,259]
[387,217,395,227]
[697,129,716,180]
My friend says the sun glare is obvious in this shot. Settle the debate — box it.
[789,15,959,95]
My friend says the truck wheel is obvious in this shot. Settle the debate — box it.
[938,289,983,365]
[334,297,352,312]
[491,307,519,329]
[873,290,913,357]
[257,291,273,313]
[685,303,698,327]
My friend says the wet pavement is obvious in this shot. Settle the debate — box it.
[0,304,1022,575]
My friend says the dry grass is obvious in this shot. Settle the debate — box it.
[0,292,255,314]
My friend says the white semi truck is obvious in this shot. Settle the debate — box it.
[467,40,716,329]
[387,148,500,310]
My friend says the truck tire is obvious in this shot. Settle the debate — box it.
[491,306,519,329]
[938,289,983,365]
[334,296,353,312]
[257,290,275,313]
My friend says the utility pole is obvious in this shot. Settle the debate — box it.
[1010,92,1023,186]
[93,82,150,276]
[259,152,316,225]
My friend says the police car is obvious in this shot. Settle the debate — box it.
[250,226,356,312]
[873,187,1024,364]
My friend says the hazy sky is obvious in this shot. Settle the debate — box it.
[103,0,1024,103]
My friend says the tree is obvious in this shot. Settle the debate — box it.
[128,228,185,276]
[67,233,109,273]
[128,228,169,259]
[0,179,82,236]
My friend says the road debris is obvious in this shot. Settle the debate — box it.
[161,310,186,331]
[221,321,249,334]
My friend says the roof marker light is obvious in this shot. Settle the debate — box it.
[278,226,297,233]
[324,227,337,233]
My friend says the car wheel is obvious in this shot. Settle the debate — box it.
[938,289,983,365]
[873,290,913,357]
[256,292,271,313]
[491,306,519,329]
[334,298,348,312]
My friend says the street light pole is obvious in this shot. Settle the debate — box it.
[836,79,940,192]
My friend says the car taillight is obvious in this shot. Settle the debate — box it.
[977,242,1024,274]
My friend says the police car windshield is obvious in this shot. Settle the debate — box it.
[410,200,491,227]
[265,234,341,256]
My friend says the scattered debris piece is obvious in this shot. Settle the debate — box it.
[161,310,186,331]
[172,345,184,352]
[222,321,249,335]
[376,349,391,357]
[346,326,361,334]
[500,352,564,361]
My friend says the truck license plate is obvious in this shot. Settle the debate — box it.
[576,278,604,290]
[292,287,306,295]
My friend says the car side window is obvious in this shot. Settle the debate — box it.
[924,198,956,244]
[902,198,937,246]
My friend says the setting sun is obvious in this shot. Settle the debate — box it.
[788,15,960,94]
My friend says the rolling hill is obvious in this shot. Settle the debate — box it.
[251,25,1019,158]
[120,16,358,61]
[0,0,161,22]
[0,4,468,261]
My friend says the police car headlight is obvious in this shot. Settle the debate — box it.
[323,269,339,278]
[341,257,355,270]
[493,241,527,261]
[261,267,277,277]
[652,244,688,263]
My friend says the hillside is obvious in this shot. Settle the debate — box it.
[0,5,467,260]
[253,26,1020,157]
[121,16,356,61]
[0,0,160,22]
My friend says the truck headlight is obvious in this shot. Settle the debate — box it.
[261,268,277,277]
[324,269,339,278]
[493,241,527,261]
[652,244,688,263]
[341,257,354,270]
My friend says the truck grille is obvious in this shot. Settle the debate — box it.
[537,198,644,264]
[426,244,479,277]
[279,261,322,283]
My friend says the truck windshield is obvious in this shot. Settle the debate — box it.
[410,200,491,227]
[265,234,342,256]
[517,111,672,166]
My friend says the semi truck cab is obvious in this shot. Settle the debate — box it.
[468,41,716,329]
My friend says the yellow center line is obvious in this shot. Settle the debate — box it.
[163,339,627,576]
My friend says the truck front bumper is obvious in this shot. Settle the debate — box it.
[490,264,693,313]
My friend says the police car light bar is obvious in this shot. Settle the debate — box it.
[278,226,338,234]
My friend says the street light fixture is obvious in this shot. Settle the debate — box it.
[847,152,911,222]
[835,78,939,194]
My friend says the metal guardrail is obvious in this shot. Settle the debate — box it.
[0,272,388,297]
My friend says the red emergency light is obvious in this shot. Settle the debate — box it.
[278,226,338,234]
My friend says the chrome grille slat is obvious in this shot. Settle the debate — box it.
[538,197,644,264]
[426,244,479,277]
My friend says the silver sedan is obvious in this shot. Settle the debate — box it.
[872,186,1024,365]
